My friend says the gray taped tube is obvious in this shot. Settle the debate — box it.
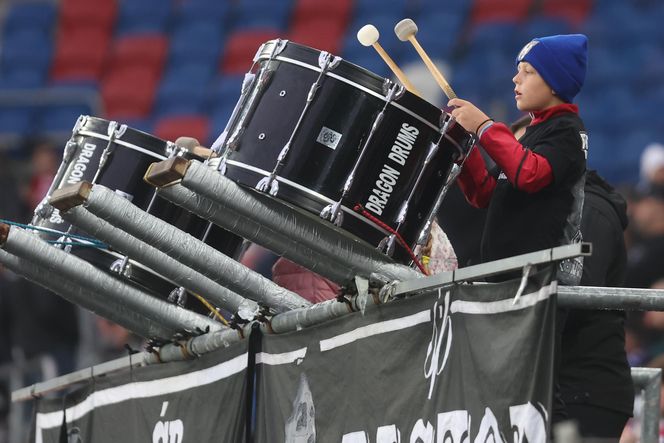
[144,327,247,364]
[174,160,420,283]
[0,249,175,340]
[81,185,310,313]
[1,226,222,335]
[62,206,259,316]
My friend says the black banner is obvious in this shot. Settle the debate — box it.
[33,340,248,443]
[31,271,556,442]
[254,270,557,442]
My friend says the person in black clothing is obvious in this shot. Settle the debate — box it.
[558,170,634,437]
[510,115,634,436]
[448,34,588,286]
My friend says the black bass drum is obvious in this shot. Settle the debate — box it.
[217,39,474,263]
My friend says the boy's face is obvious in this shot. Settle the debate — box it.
[512,62,562,111]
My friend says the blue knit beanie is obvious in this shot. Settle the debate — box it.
[516,34,588,103]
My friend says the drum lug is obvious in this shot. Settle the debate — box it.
[256,175,279,196]
[320,201,344,226]
[110,257,132,279]
[378,234,396,257]
[72,115,87,136]
[168,287,188,308]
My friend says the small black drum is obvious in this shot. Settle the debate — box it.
[216,40,474,263]
[32,115,243,311]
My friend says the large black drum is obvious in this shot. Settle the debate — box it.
[217,40,474,262]
[32,115,243,309]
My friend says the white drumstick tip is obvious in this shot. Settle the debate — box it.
[357,24,380,47]
[394,18,418,41]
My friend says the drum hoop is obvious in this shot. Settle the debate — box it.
[225,159,391,236]
[77,129,168,161]
[274,55,442,133]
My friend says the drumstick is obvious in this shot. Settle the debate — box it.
[394,18,457,100]
[357,24,421,97]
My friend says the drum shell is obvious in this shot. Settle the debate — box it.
[221,40,473,262]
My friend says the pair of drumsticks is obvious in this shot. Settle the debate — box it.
[357,18,456,101]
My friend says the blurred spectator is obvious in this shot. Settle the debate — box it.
[625,191,664,289]
[22,141,58,215]
[638,143,664,193]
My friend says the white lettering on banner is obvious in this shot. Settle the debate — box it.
[341,403,547,443]
[153,401,184,443]
[509,403,547,443]
[410,419,435,443]
[376,424,401,443]
[424,291,452,400]
[364,123,419,216]
[436,410,470,443]
[66,143,97,185]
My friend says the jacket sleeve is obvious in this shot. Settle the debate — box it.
[479,122,554,193]
[456,146,496,208]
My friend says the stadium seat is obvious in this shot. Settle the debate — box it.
[58,0,117,34]
[109,34,169,76]
[177,0,230,22]
[169,20,225,65]
[291,0,353,27]
[470,0,533,24]
[50,27,112,82]
[220,30,281,75]
[154,63,215,117]
[540,0,592,26]
[34,103,94,136]
[101,66,160,119]
[153,115,211,144]
[233,0,293,31]
[0,106,34,137]
[208,75,244,109]
[0,29,52,85]
[289,18,346,54]
[115,0,172,35]
[3,2,57,34]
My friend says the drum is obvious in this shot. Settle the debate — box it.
[217,40,475,263]
[32,115,243,312]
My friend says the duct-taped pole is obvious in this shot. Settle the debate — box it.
[0,224,222,336]
[61,206,259,316]
[0,250,175,340]
[143,327,247,364]
[161,159,421,284]
[69,184,311,313]
[158,184,356,283]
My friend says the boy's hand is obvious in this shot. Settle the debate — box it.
[447,98,492,135]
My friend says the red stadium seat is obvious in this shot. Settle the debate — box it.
[101,66,160,119]
[291,0,352,27]
[152,115,211,144]
[109,34,169,75]
[50,27,111,82]
[540,0,592,27]
[220,30,281,75]
[288,19,346,54]
[58,0,117,34]
[470,0,533,24]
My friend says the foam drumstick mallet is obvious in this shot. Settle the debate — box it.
[357,24,421,97]
[394,18,457,100]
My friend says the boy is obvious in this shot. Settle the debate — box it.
[448,34,588,285]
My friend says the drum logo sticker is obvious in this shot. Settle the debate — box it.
[365,123,419,216]
[316,126,342,150]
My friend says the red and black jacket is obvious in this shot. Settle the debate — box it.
[457,103,587,264]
